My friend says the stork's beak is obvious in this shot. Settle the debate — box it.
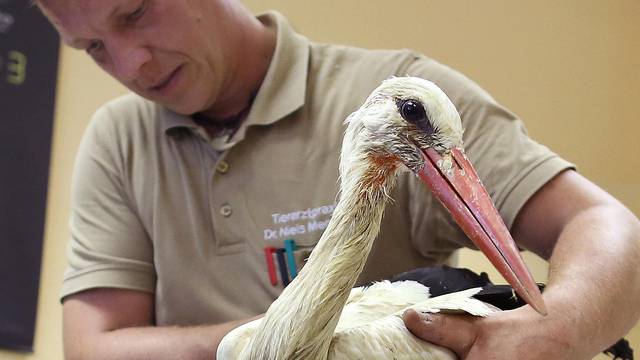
[417,147,547,316]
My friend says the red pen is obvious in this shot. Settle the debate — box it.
[263,247,278,286]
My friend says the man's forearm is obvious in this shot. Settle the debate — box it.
[66,317,257,360]
[543,204,640,357]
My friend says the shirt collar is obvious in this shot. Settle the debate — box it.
[161,11,310,141]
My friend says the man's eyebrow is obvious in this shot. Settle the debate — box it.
[107,2,131,23]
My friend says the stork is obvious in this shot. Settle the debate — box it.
[217,77,546,360]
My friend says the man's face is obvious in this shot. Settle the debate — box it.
[40,0,239,115]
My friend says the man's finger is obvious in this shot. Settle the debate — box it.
[403,309,479,358]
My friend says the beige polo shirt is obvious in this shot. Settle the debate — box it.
[61,11,574,325]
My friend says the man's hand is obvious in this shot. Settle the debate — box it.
[401,170,640,359]
[403,306,587,360]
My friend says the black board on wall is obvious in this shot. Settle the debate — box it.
[0,0,59,352]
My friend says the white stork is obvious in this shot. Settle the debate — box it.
[217,77,546,360]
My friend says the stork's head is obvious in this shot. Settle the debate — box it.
[343,77,547,316]
[343,77,464,174]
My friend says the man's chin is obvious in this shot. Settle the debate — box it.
[129,82,217,117]
[135,91,204,116]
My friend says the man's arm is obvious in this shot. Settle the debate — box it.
[515,169,640,355]
[63,288,257,360]
[404,170,640,359]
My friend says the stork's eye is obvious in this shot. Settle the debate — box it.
[398,99,426,124]
[397,98,435,135]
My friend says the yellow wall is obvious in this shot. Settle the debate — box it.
[1,1,638,359]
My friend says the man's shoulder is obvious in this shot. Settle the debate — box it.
[304,43,436,119]
[309,42,427,75]
[307,42,485,99]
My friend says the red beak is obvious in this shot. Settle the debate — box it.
[417,147,547,316]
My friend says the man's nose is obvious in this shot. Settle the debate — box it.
[108,35,152,82]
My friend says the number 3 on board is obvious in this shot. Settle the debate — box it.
[7,50,27,85]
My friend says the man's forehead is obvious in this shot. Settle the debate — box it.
[39,0,91,15]
[39,0,128,24]
[39,0,130,44]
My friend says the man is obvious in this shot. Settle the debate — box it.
[37,0,640,359]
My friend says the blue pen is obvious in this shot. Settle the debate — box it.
[284,239,298,279]
[275,248,290,286]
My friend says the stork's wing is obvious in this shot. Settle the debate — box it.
[218,285,497,360]
[328,288,497,360]
[336,280,432,332]
[329,313,457,360]
[407,287,500,316]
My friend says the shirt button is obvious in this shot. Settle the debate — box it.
[220,204,233,217]
[216,160,229,174]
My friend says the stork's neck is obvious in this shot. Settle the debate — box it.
[243,151,398,360]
